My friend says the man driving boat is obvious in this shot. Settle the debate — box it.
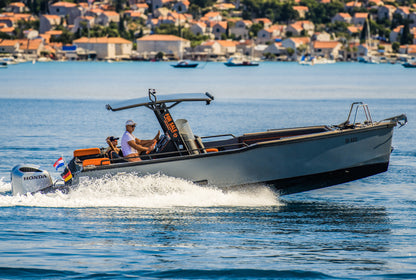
[121,120,160,162]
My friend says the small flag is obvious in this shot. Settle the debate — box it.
[62,169,72,182]
[53,157,65,170]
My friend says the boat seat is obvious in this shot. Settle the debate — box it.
[74,148,103,161]
[82,157,110,167]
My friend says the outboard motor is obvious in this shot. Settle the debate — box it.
[11,164,53,195]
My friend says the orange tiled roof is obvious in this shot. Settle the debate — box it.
[290,37,310,44]
[0,26,14,33]
[313,41,340,48]
[43,15,61,20]
[45,30,63,36]
[354,12,368,18]
[254,18,271,23]
[216,40,238,47]
[293,6,309,11]
[338,12,352,18]
[348,26,362,33]
[136,34,187,42]
[102,11,119,16]
[10,2,25,7]
[18,38,42,50]
[51,1,77,7]
[74,37,132,44]
[213,21,227,29]
[0,39,18,46]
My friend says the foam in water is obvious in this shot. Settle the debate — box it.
[0,174,281,208]
[0,177,11,193]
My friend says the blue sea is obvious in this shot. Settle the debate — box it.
[0,61,415,279]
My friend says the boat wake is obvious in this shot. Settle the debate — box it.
[0,174,281,208]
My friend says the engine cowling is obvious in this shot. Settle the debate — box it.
[11,164,53,195]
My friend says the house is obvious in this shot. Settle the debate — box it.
[212,21,227,40]
[214,2,235,10]
[253,18,272,29]
[173,0,190,13]
[151,0,176,11]
[293,6,309,19]
[39,15,61,34]
[129,2,149,13]
[257,25,285,43]
[194,40,222,56]
[263,42,285,58]
[281,37,310,57]
[124,10,147,22]
[331,13,352,24]
[0,39,20,54]
[190,21,207,36]
[390,25,403,42]
[72,16,95,33]
[286,20,314,37]
[312,41,342,59]
[0,26,14,36]
[345,1,362,11]
[96,11,120,27]
[216,40,238,56]
[18,38,44,59]
[0,15,15,28]
[6,2,28,13]
[394,6,410,19]
[136,34,189,59]
[230,20,252,39]
[312,31,331,41]
[49,1,81,25]
[236,39,255,56]
[377,5,396,21]
[74,37,133,60]
[347,26,363,36]
[369,0,384,7]
[352,13,368,26]
[158,11,187,25]
[85,8,104,18]
[201,11,222,22]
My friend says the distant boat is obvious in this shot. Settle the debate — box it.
[0,62,7,68]
[402,62,416,68]
[171,60,199,68]
[224,58,259,67]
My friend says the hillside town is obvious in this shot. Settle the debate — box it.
[1,0,416,63]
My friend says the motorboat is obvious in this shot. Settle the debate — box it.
[11,90,407,196]
[224,58,259,67]
[403,62,416,68]
[171,60,198,68]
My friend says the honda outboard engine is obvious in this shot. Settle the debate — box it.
[11,164,53,195]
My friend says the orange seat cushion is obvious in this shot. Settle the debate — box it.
[82,158,110,167]
[74,148,101,157]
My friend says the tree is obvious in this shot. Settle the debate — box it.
[400,20,413,45]
[392,41,400,53]
[155,51,164,60]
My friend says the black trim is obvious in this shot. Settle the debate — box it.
[266,162,389,195]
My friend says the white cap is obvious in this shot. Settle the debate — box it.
[125,120,136,126]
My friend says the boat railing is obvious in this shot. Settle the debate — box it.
[336,102,374,129]
[200,133,237,140]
